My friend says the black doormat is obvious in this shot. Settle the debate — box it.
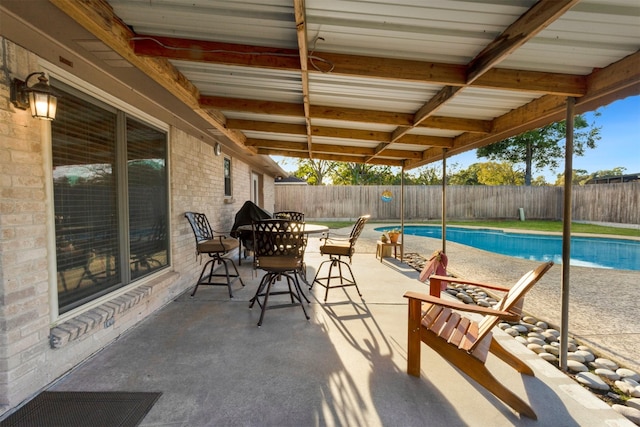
[0,391,162,427]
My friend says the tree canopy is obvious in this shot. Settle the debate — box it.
[476,115,601,186]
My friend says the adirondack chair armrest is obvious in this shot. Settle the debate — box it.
[429,275,510,292]
[403,291,517,320]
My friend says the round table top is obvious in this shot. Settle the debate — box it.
[236,223,328,234]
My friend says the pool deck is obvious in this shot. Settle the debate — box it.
[363,223,640,374]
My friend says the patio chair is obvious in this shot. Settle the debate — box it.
[274,211,307,278]
[185,212,244,298]
[249,219,309,326]
[404,261,553,419]
[311,214,370,302]
[273,211,305,222]
[230,201,272,265]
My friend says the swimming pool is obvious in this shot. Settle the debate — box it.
[375,225,640,271]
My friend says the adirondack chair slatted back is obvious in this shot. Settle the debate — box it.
[472,261,554,352]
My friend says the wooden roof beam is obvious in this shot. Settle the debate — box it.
[293,0,313,157]
[210,98,489,132]
[50,0,248,151]
[135,36,585,97]
[228,119,455,146]
[467,0,582,83]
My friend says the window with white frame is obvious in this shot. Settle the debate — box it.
[51,82,169,314]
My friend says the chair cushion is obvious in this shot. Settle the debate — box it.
[197,238,239,253]
[320,241,352,257]
[257,256,302,271]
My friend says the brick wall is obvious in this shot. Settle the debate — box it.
[0,39,53,412]
[0,39,275,414]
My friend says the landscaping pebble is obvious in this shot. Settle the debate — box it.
[527,337,546,346]
[594,368,620,381]
[504,328,520,337]
[535,320,548,329]
[575,372,610,391]
[567,360,589,373]
[575,349,595,362]
[618,369,640,382]
[593,358,619,370]
[539,352,557,363]
[612,404,640,425]
[527,331,545,340]
[511,324,529,333]
[615,381,640,398]
[423,279,640,410]
[567,353,586,363]
[623,378,640,388]
[628,398,640,411]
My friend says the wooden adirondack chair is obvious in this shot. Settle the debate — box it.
[404,261,553,420]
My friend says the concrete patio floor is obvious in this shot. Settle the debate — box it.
[44,224,637,426]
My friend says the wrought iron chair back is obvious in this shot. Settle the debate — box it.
[273,211,305,222]
[249,219,309,326]
[184,211,243,298]
[185,212,214,246]
[253,220,305,265]
[311,214,370,301]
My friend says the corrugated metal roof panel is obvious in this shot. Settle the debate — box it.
[309,74,439,112]
[501,0,640,74]
[305,0,534,62]
[437,88,541,120]
[95,0,638,167]
[244,131,307,143]
[110,0,297,48]
[174,61,302,102]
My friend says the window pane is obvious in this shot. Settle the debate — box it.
[52,89,121,313]
[127,118,168,279]
[224,158,232,196]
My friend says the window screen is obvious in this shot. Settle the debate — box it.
[127,117,168,280]
[52,84,168,313]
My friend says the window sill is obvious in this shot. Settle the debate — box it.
[48,271,176,349]
[223,197,235,204]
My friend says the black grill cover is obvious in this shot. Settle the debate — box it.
[230,201,272,249]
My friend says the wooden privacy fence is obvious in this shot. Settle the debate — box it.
[274,182,639,224]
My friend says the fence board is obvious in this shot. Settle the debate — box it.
[275,183,639,224]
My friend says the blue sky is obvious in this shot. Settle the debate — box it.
[275,95,639,182]
[449,95,640,182]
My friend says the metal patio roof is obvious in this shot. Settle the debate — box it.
[8,0,640,170]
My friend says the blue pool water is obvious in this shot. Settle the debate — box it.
[375,225,640,271]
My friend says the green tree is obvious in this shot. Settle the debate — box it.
[409,165,444,185]
[292,159,336,185]
[476,114,601,186]
[331,162,396,185]
[448,163,482,185]
[476,162,524,185]
[554,169,591,186]
[448,162,525,185]
[555,166,627,186]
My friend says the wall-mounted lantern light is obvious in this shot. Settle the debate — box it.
[10,72,57,120]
